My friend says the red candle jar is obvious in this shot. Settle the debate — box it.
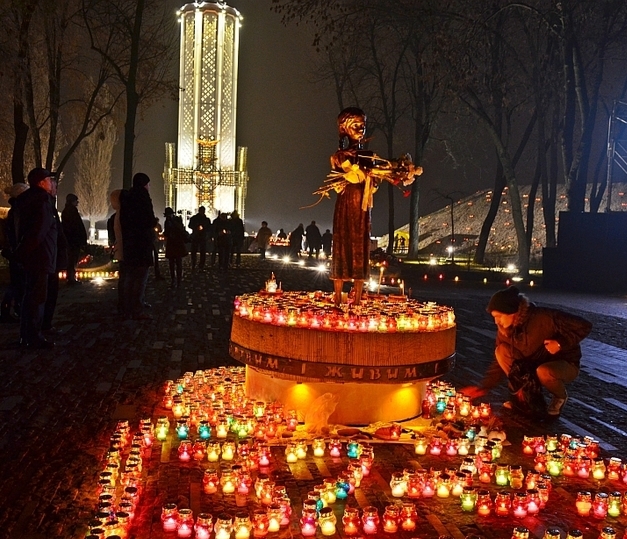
[512,492,529,518]
[476,489,492,516]
[342,507,360,536]
[382,505,400,534]
[495,491,511,517]
[593,492,609,519]
[361,506,380,535]
[400,502,418,531]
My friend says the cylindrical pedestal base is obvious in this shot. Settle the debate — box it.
[246,366,427,426]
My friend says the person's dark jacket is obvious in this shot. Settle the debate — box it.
[13,186,57,274]
[305,223,322,249]
[230,216,245,247]
[214,216,232,248]
[119,186,156,267]
[482,302,592,389]
[289,225,304,251]
[188,212,212,239]
[61,203,87,249]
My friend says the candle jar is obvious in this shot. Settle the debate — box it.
[237,471,252,496]
[214,514,233,539]
[192,440,206,461]
[474,435,489,454]
[537,481,550,509]
[495,464,509,486]
[451,472,467,496]
[177,508,194,538]
[460,487,477,512]
[335,506,358,537]
[436,473,451,498]
[296,441,308,460]
[382,505,399,533]
[266,505,281,533]
[512,526,530,539]
[221,470,236,494]
[406,471,423,498]
[479,464,493,484]
[479,402,491,418]
[206,442,221,462]
[563,455,577,477]
[547,453,563,477]
[312,438,326,457]
[593,458,607,480]
[161,503,179,532]
[435,396,447,414]
[525,472,540,490]
[259,481,276,506]
[176,419,190,440]
[445,439,458,456]
[460,457,477,476]
[522,436,535,455]
[347,441,361,459]
[276,497,292,528]
[400,502,417,531]
[215,418,229,439]
[526,489,540,515]
[285,409,298,431]
[284,442,298,463]
[360,448,374,476]
[414,434,428,455]
[443,404,456,421]
[545,435,558,452]
[300,507,317,537]
[607,457,622,480]
[534,453,548,473]
[322,478,337,505]
[390,472,406,498]
[577,456,592,478]
[599,527,617,539]
[608,492,622,518]
[348,462,363,488]
[254,474,270,498]
[544,528,562,539]
[307,491,323,514]
[178,440,192,462]
[328,439,342,458]
[512,492,528,518]
[313,485,328,508]
[575,490,592,517]
[593,492,609,519]
[198,420,211,440]
[495,491,512,517]
[202,469,219,494]
[318,507,337,536]
[361,506,380,535]
[476,489,492,516]
[428,437,442,455]
[422,476,436,498]
[509,465,524,489]
[195,513,213,539]
[222,441,236,461]
[252,510,269,538]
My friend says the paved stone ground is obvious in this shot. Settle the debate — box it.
[0,255,626,539]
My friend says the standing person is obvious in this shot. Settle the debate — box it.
[256,221,272,259]
[119,172,156,320]
[277,228,287,240]
[289,223,304,259]
[163,207,188,288]
[462,286,593,417]
[109,189,125,314]
[61,193,87,285]
[305,220,322,259]
[321,229,333,258]
[13,168,58,348]
[188,206,211,271]
[152,218,165,280]
[229,211,245,267]
[213,212,232,271]
[1,183,29,323]
[42,175,68,332]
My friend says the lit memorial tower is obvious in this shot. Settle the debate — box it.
[164,1,248,220]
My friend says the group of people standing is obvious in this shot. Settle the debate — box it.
[275,221,333,260]
[1,168,88,348]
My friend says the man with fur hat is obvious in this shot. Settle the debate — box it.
[463,286,592,417]
[12,168,58,348]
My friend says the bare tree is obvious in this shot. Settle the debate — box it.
[74,89,119,238]
[83,0,176,189]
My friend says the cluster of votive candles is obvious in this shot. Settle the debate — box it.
[516,525,621,539]
[58,270,118,279]
[420,380,493,422]
[86,417,154,538]
[233,291,455,332]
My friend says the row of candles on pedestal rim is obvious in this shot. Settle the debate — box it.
[87,417,155,539]
[421,380,494,422]
[233,291,456,333]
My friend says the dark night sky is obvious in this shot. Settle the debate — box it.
[91,0,491,236]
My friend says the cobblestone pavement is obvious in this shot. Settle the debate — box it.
[0,255,626,539]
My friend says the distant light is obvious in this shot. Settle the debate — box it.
[483,278,487,284]
[506,264,517,272]
[512,276,523,282]
[298,260,305,266]
[454,276,459,282]
[316,264,326,272]
[93,277,105,285]
[368,279,377,290]
[530,280,535,286]
[282,256,291,264]
[446,246,454,254]
[429,258,437,266]
[271,254,278,260]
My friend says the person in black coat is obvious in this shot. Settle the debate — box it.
[188,206,211,271]
[119,173,156,319]
[305,220,322,259]
[229,211,245,267]
[13,168,58,348]
[321,229,333,258]
[289,223,304,259]
[61,193,87,285]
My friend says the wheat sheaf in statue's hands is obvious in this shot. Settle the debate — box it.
[313,152,423,199]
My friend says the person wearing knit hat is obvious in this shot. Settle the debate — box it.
[462,286,593,418]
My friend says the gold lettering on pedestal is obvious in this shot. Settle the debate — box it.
[325,366,344,378]
[351,368,364,379]
[387,368,399,380]
[369,368,381,380]
[404,367,417,379]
